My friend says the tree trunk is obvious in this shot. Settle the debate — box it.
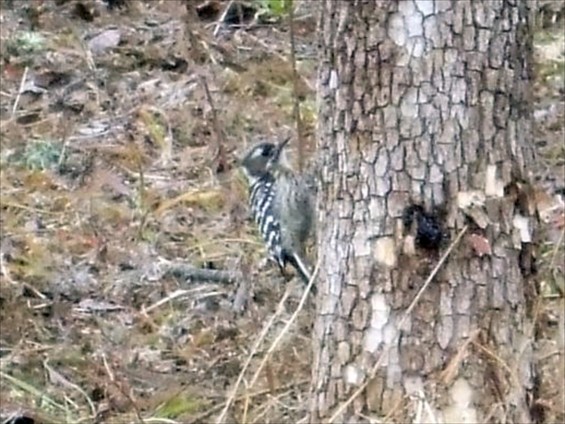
[312,1,539,423]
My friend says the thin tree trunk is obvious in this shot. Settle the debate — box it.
[312,1,539,423]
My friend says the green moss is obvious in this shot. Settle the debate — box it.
[6,31,46,56]
[156,391,205,418]
[7,139,65,171]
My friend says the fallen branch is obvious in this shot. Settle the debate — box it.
[165,261,242,284]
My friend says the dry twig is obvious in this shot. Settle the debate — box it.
[200,75,227,174]
[288,2,305,172]
[191,379,308,424]
[11,66,28,118]
[213,0,236,37]
[43,360,97,420]
[248,261,319,389]
[215,286,294,423]
[216,260,319,423]
[101,352,146,424]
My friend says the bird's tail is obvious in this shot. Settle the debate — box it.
[287,251,316,293]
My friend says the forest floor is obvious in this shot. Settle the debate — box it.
[0,1,563,423]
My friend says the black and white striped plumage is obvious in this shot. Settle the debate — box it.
[248,172,285,268]
[241,139,313,284]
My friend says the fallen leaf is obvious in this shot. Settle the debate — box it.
[468,233,492,257]
[88,29,121,54]
[2,62,24,81]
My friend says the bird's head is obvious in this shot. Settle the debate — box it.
[241,137,291,180]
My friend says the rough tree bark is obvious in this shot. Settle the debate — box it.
[312,1,539,423]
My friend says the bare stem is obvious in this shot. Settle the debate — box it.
[288,1,305,172]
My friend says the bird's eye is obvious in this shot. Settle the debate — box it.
[261,146,273,157]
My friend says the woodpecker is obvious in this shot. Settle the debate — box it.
[241,138,315,284]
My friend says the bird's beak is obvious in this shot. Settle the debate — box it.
[272,137,291,162]
[266,137,292,171]
[278,137,291,150]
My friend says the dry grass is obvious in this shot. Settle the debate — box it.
[0,1,317,422]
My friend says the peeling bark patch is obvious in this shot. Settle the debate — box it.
[437,316,454,350]
[364,293,391,353]
[402,374,424,396]
[513,214,532,243]
[337,341,351,365]
[442,378,478,424]
[343,364,365,386]
[388,1,426,58]
[485,164,505,197]
[415,0,434,17]
[388,14,407,48]
[352,227,371,258]
[373,237,397,267]
[329,70,339,90]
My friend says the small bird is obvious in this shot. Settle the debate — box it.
[241,138,315,284]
